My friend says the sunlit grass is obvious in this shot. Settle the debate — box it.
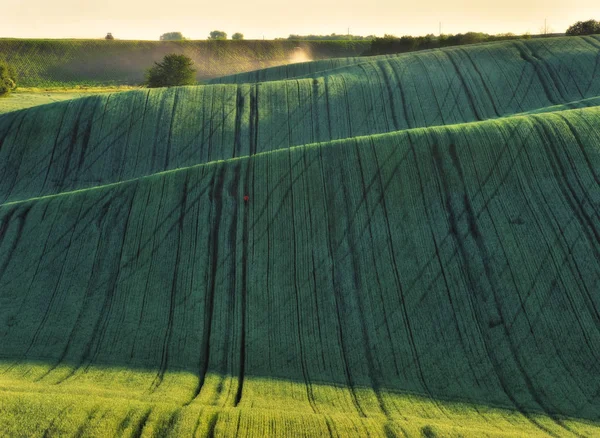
[2,364,599,437]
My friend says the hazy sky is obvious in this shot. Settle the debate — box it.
[2,0,599,40]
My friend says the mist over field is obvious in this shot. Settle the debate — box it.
[288,47,313,63]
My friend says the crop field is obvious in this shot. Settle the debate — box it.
[1,35,600,437]
[0,87,137,115]
[0,39,370,88]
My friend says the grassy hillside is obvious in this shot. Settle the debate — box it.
[206,54,371,84]
[0,87,134,115]
[210,35,600,85]
[2,36,600,203]
[0,39,370,87]
[1,36,600,437]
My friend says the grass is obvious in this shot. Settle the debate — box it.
[0,39,370,88]
[2,35,600,202]
[1,367,598,437]
[0,86,138,115]
[1,35,600,436]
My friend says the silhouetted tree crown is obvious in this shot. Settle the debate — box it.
[208,30,227,40]
[105,33,114,40]
[566,20,600,36]
[145,54,196,88]
[160,32,186,41]
[232,32,244,40]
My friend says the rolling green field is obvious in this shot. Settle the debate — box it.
[0,39,370,88]
[0,87,138,115]
[1,35,600,437]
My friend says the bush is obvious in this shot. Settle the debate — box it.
[566,20,600,36]
[145,54,196,88]
[421,425,438,438]
[0,61,17,96]
[232,33,244,40]
[208,30,227,40]
[160,32,186,41]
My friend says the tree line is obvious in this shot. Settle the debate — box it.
[363,20,600,56]
[154,18,600,47]
[283,33,375,41]
[363,32,526,56]
[160,31,243,41]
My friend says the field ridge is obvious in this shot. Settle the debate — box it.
[1,104,598,207]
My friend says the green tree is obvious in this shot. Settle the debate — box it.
[566,20,600,36]
[0,61,17,96]
[208,30,227,40]
[145,54,196,88]
[232,32,244,40]
[160,32,186,41]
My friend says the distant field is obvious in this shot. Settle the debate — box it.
[1,35,600,436]
[0,39,370,88]
[0,87,137,114]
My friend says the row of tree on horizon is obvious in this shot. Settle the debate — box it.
[102,19,599,42]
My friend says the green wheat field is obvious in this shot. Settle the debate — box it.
[1,35,600,436]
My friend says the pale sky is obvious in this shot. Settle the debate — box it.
[2,0,599,40]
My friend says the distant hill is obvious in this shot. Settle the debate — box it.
[0,39,370,87]
[1,35,600,437]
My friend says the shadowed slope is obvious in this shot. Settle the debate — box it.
[2,107,600,436]
[1,37,599,205]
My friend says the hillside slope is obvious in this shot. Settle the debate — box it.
[209,35,600,84]
[2,36,600,204]
[1,37,600,437]
[0,39,370,87]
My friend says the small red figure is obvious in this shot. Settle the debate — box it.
[243,195,249,203]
